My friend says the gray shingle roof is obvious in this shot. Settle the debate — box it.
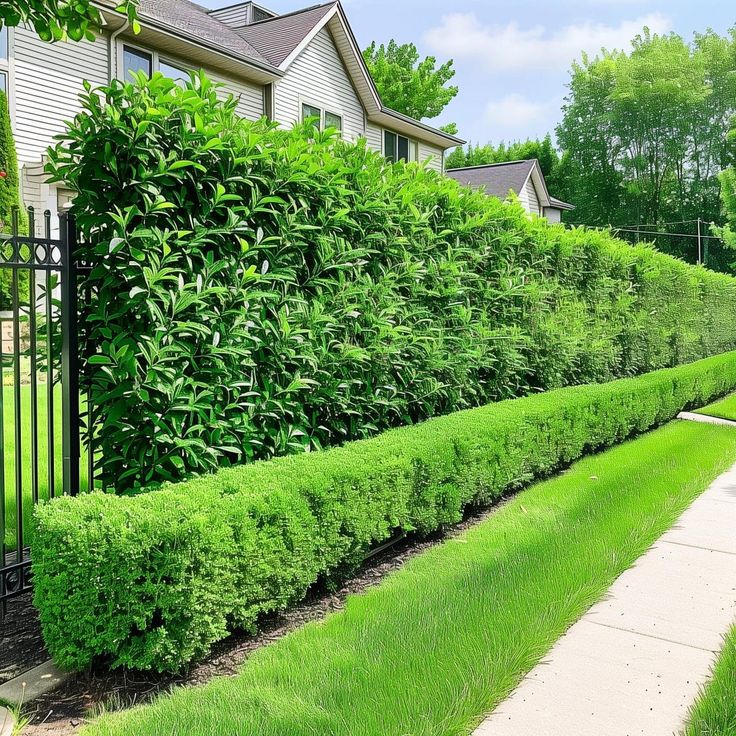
[445,160,536,199]
[136,0,274,68]
[236,3,337,67]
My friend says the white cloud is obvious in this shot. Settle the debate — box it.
[481,94,560,140]
[424,13,672,72]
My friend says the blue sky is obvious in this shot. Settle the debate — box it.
[201,0,735,147]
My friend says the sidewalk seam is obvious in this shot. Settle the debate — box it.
[659,538,736,557]
[584,618,719,654]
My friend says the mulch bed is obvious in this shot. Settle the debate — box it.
[10,504,498,735]
[0,591,51,684]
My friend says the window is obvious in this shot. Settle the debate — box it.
[384,131,413,163]
[159,59,188,87]
[302,103,321,123]
[123,45,152,79]
[122,45,192,88]
[301,103,343,134]
[0,27,7,62]
[324,111,342,132]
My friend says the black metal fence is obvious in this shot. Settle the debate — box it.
[0,207,82,615]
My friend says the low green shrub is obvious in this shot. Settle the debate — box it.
[32,352,736,673]
[46,73,736,490]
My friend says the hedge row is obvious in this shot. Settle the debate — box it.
[33,351,736,672]
[46,73,736,490]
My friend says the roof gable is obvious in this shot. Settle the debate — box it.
[103,0,464,148]
[446,160,537,199]
[134,0,273,68]
[446,160,575,211]
[236,3,337,68]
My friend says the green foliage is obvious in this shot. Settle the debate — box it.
[0,0,139,42]
[362,40,458,123]
[715,117,736,257]
[446,135,562,191]
[682,623,736,735]
[46,73,736,491]
[78,419,736,736]
[557,28,736,268]
[32,352,736,673]
[0,90,27,310]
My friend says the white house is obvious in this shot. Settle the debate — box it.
[446,160,574,223]
[0,0,464,229]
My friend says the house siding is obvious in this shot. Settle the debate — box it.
[418,141,443,172]
[274,27,365,142]
[544,207,562,224]
[520,177,541,215]
[13,27,109,169]
[365,121,382,153]
[12,27,264,214]
[204,69,264,120]
[207,6,250,28]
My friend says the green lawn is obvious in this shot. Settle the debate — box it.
[1,379,89,551]
[694,392,736,422]
[82,418,736,736]
[682,625,736,736]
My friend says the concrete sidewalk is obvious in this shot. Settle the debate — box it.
[475,462,736,736]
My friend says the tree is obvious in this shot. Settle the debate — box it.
[556,28,736,267]
[363,40,458,124]
[0,89,26,308]
[0,0,139,42]
[446,135,562,192]
[714,118,736,253]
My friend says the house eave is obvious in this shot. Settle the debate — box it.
[369,108,465,149]
[95,2,283,83]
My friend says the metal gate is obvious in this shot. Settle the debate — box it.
[0,207,82,615]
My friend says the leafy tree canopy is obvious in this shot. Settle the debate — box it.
[446,135,561,181]
[363,40,458,125]
[715,117,736,254]
[0,0,139,42]
[556,27,736,268]
[446,136,564,200]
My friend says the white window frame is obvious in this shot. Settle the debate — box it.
[117,41,190,85]
[299,96,344,136]
[383,129,416,164]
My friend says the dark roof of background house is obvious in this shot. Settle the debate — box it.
[445,160,537,199]
[236,3,337,67]
[136,0,274,68]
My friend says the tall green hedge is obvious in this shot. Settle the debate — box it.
[0,89,28,310]
[32,352,736,672]
[47,73,736,490]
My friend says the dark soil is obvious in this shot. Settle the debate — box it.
[0,591,50,684]
[11,504,499,735]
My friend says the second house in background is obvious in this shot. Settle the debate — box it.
[6,0,464,225]
[446,160,574,222]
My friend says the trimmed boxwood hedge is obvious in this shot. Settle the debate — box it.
[32,351,736,673]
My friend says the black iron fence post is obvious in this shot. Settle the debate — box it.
[0,207,85,616]
[60,213,81,496]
